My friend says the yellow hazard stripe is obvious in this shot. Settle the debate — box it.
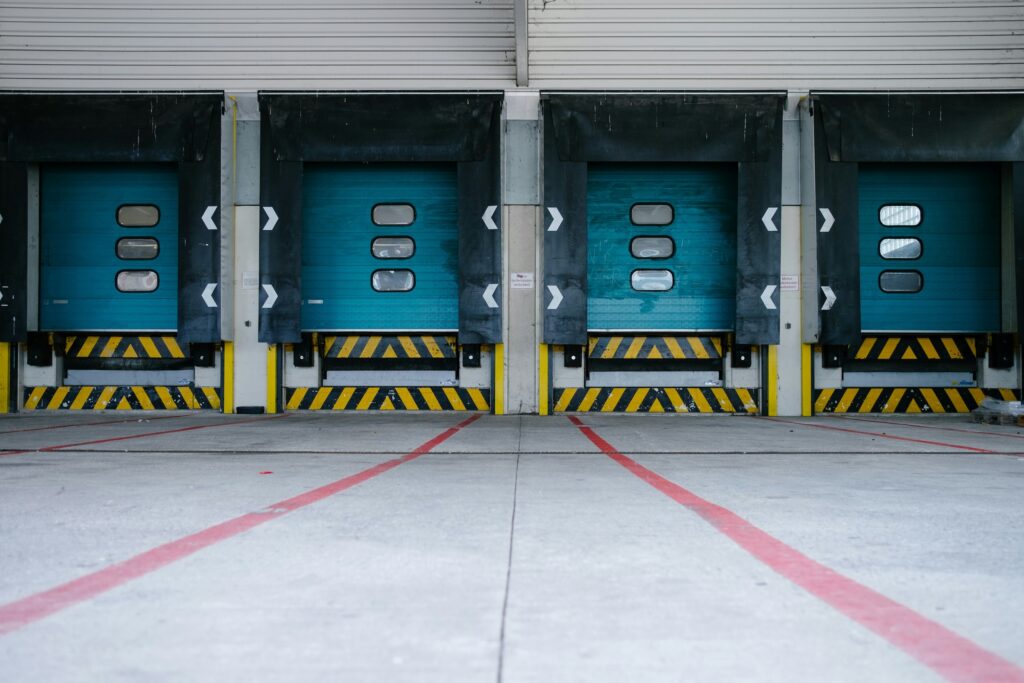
[155,386,177,409]
[396,386,419,410]
[139,337,162,359]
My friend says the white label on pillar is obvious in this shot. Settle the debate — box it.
[781,274,800,291]
[242,272,258,290]
[511,272,534,289]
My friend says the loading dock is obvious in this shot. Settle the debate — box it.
[543,94,783,413]
[258,94,502,412]
[0,94,225,411]
[808,94,1024,414]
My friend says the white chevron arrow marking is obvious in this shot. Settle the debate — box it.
[547,207,563,232]
[819,208,835,233]
[762,207,778,232]
[482,205,498,231]
[821,286,837,311]
[202,206,218,231]
[0,211,4,226]
[483,283,499,309]
[262,284,278,310]
[262,206,278,232]
[760,284,778,310]
[201,283,218,308]
[546,285,563,310]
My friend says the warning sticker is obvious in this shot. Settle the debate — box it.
[511,272,535,289]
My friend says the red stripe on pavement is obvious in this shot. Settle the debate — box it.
[0,414,186,436]
[837,415,1024,441]
[568,416,1024,683]
[0,413,480,636]
[0,415,286,458]
[769,417,995,454]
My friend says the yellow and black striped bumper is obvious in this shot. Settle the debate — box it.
[587,336,723,360]
[553,387,758,413]
[322,335,457,360]
[850,336,977,362]
[23,386,221,410]
[814,388,1018,414]
[64,335,187,360]
[285,386,489,411]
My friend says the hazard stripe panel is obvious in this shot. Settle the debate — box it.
[850,336,977,362]
[553,387,758,413]
[285,386,489,411]
[322,335,457,360]
[64,335,187,360]
[23,386,221,410]
[814,387,1019,414]
[588,336,724,361]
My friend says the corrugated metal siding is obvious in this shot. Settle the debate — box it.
[529,0,1024,90]
[0,0,515,90]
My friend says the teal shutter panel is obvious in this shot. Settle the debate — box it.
[301,163,459,331]
[40,164,179,332]
[587,163,737,332]
[859,164,1001,332]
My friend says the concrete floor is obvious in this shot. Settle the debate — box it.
[1,412,1022,682]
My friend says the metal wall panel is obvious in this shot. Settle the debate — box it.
[0,0,515,90]
[528,0,1024,90]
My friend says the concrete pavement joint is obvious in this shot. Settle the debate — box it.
[768,417,998,454]
[496,416,523,683]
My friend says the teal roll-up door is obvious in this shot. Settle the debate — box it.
[301,163,459,331]
[859,164,1001,332]
[587,163,737,332]
[40,164,179,332]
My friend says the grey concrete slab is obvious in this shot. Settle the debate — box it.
[1,412,470,455]
[623,448,1024,669]
[500,450,944,683]
[572,413,1024,454]
[439,414,598,453]
[0,413,235,453]
[0,449,398,604]
[0,451,517,683]
[0,413,1021,682]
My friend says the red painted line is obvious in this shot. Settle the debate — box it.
[567,416,1024,683]
[0,414,187,436]
[837,415,1024,441]
[0,413,481,636]
[0,414,286,458]
[768,417,996,454]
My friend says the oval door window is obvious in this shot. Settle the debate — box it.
[372,204,415,226]
[630,203,674,226]
[371,269,415,292]
[116,270,159,293]
[879,270,923,293]
[879,237,922,260]
[879,205,922,227]
[630,236,675,259]
[116,237,160,260]
[116,205,160,227]
[631,269,674,292]
[371,237,415,259]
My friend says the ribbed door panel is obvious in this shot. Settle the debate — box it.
[858,164,1001,333]
[301,163,459,332]
[0,0,515,89]
[529,0,1024,89]
[40,164,179,332]
[587,163,737,332]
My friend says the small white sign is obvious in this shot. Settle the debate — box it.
[242,272,259,290]
[511,272,535,289]
[781,274,800,292]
